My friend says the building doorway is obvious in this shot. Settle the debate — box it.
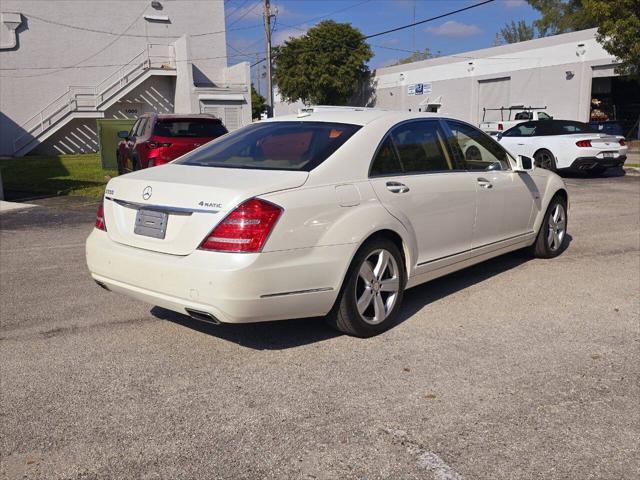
[591,76,640,139]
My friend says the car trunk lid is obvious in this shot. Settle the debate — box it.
[103,164,308,255]
[571,134,621,150]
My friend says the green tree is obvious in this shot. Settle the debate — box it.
[584,0,640,76]
[499,20,536,44]
[526,0,597,36]
[392,48,435,66]
[251,85,266,120]
[273,20,373,105]
[527,0,639,75]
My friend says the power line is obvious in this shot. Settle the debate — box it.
[227,0,262,27]
[22,11,263,39]
[364,0,495,39]
[225,0,250,19]
[0,52,263,78]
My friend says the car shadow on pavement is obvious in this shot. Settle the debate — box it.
[560,166,626,179]
[151,239,575,350]
[151,306,340,350]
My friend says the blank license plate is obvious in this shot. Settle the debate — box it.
[602,152,615,158]
[134,209,168,239]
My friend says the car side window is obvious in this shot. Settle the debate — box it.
[370,137,403,176]
[390,120,454,173]
[135,118,148,137]
[503,122,537,137]
[446,121,511,172]
[129,119,141,138]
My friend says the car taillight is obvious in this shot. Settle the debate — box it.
[199,198,282,253]
[147,141,172,148]
[576,140,592,147]
[95,200,107,231]
[498,123,503,131]
[619,138,626,146]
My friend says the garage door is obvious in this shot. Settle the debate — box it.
[200,101,243,131]
[478,77,511,123]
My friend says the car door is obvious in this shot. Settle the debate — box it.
[369,119,477,266]
[445,120,537,247]
[498,121,539,158]
[132,116,150,169]
[121,118,141,171]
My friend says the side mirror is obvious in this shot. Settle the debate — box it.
[117,131,129,139]
[496,132,503,140]
[514,155,534,172]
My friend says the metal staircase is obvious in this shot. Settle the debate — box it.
[13,44,176,156]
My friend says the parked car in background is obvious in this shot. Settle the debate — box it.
[88,109,569,337]
[497,119,627,174]
[116,114,228,174]
[589,120,625,137]
[479,106,553,136]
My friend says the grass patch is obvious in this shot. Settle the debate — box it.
[625,163,640,168]
[0,153,116,199]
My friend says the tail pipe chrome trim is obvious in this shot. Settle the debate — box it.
[185,308,221,325]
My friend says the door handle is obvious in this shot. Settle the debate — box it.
[477,177,493,189]
[386,181,410,193]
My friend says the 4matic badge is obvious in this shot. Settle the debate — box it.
[198,201,222,209]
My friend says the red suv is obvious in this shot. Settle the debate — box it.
[116,114,228,174]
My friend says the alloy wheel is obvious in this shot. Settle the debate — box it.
[355,249,400,325]
[547,203,566,251]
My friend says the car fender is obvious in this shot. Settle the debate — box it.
[530,170,569,235]
[262,182,418,278]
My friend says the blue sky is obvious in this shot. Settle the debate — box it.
[225,0,542,76]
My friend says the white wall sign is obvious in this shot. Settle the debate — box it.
[407,83,432,95]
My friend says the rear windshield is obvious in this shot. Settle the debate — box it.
[174,121,361,171]
[550,121,597,134]
[153,119,228,138]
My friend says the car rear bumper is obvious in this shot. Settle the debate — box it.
[86,230,354,323]
[566,155,627,171]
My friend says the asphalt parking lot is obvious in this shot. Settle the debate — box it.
[1,171,639,480]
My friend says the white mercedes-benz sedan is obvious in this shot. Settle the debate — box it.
[86,109,569,337]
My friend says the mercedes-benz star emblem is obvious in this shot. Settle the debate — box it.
[142,186,152,200]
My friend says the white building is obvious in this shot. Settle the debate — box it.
[0,0,252,157]
[372,28,639,137]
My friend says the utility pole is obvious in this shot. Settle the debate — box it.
[255,54,261,96]
[263,0,274,117]
[412,0,416,53]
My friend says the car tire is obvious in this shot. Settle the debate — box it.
[326,237,406,337]
[529,195,568,258]
[534,149,557,171]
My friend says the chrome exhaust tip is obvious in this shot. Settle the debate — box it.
[185,308,221,325]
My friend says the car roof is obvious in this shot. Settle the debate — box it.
[518,119,586,125]
[145,113,222,121]
[263,108,443,126]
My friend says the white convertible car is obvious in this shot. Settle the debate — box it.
[497,119,627,174]
[86,110,569,337]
